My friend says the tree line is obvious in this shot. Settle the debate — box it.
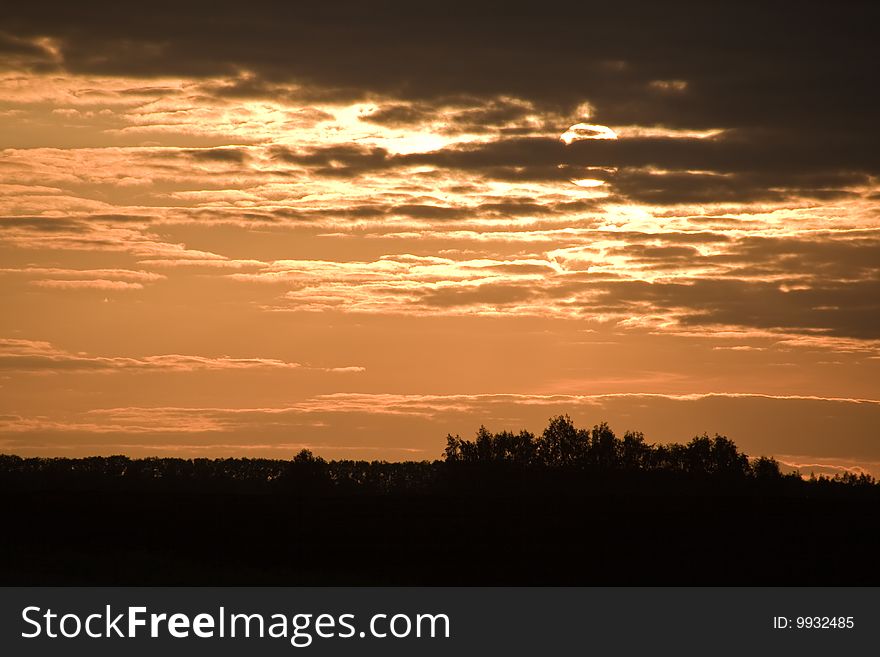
[0,415,875,494]
[446,416,778,477]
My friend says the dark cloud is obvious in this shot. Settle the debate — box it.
[362,97,542,135]
[181,147,251,164]
[579,234,880,336]
[606,244,700,260]
[0,31,58,71]
[268,139,572,183]
[7,2,878,136]
[601,278,880,339]
[0,32,50,57]
[214,196,603,224]
[643,232,730,245]
[417,282,538,308]
[0,216,82,232]
[361,104,431,127]
[268,144,392,177]
[563,135,879,177]
[0,214,152,234]
[6,5,878,206]
[607,169,868,205]
[388,204,467,220]
[711,235,880,281]
[265,132,876,203]
[85,213,154,224]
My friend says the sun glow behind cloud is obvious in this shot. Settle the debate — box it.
[560,122,619,144]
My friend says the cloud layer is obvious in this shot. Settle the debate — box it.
[1,2,878,467]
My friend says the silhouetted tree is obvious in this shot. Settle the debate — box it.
[621,431,650,470]
[279,449,331,493]
[590,422,618,469]
[537,415,589,466]
[684,434,749,478]
[751,456,782,480]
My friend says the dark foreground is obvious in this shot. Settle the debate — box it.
[3,471,878,585]
[2,419,877,585]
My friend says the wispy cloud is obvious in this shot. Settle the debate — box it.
[0,339,364,374]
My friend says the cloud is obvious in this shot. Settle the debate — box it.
[216,231,880,346]
[30,279,146,290]
[180,147,251,164]
[4,2,875,129]
[774,456,880,479]
[0,339,364,374]
[6,2,876,171]
[1,3,875,234]
[1,267,165,282]
[264,131,877,205]
[592,278,880,340]
[0,266,166,291]
[0,32,59,71]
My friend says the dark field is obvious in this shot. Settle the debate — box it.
[2,419,877,585]
[3,467,878,586]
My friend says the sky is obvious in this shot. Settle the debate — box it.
[1,2,879,475]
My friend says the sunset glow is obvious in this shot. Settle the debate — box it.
[2,6,878,478]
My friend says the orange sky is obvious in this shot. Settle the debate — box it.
[2,6,879,475]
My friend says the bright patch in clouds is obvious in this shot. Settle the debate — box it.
[560,123,618,144]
